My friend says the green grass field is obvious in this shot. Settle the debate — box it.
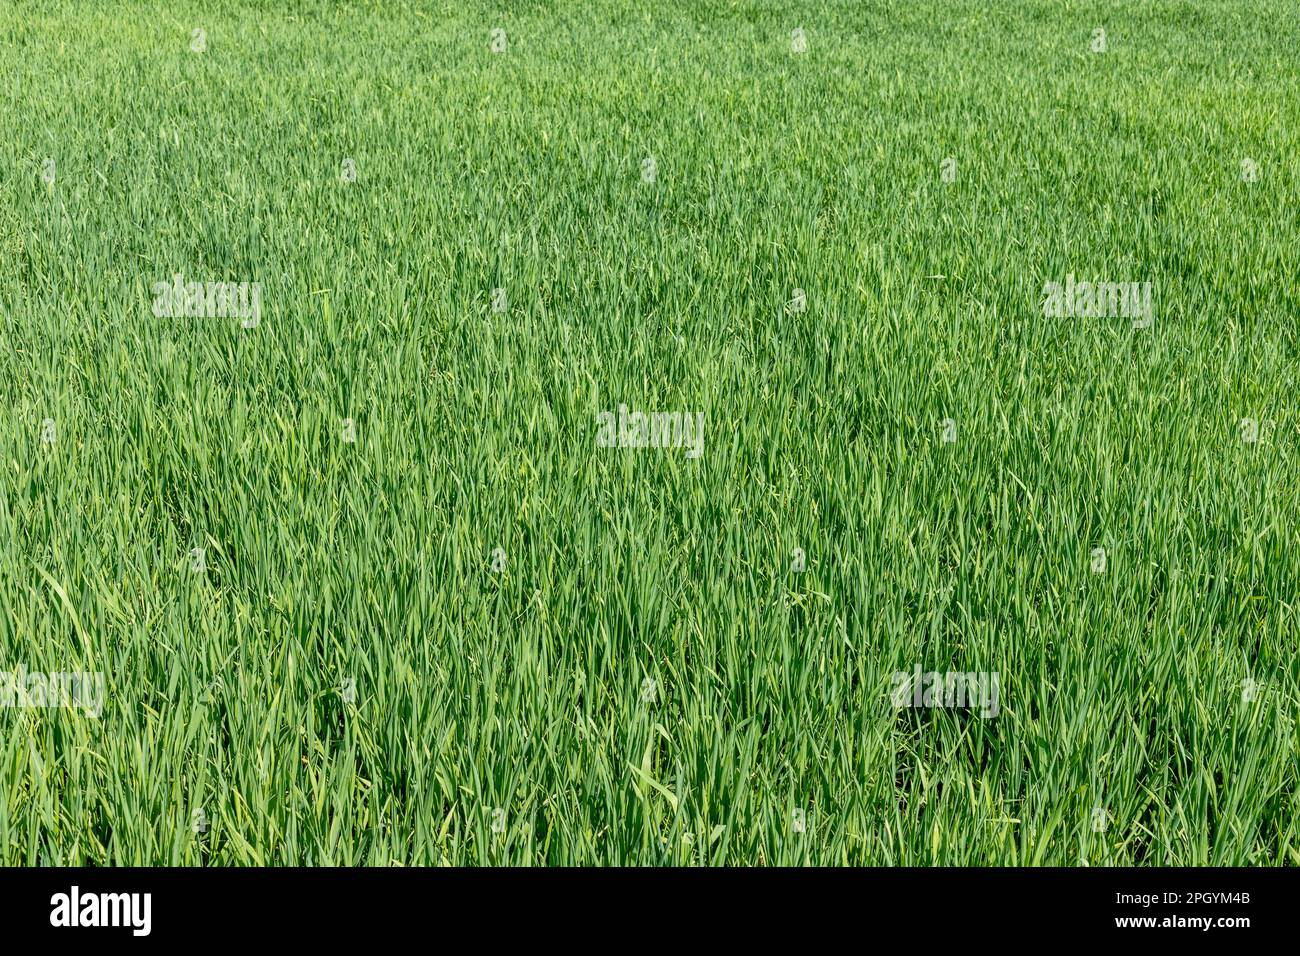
[1,0,1297,865]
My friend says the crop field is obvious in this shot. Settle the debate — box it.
[0,0,1297,866]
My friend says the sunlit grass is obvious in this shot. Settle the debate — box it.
[0,0,1297,865]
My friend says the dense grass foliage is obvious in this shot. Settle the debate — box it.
[0,0,1297,865]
